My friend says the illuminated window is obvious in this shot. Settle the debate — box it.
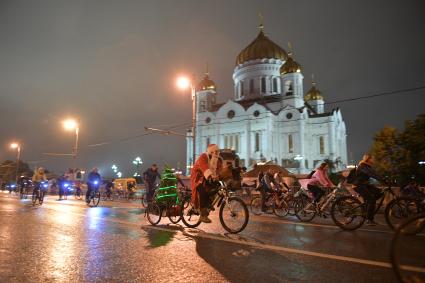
[285,81,293,96]
[206,137,210,149]
[319,136,325,154]
[235,135,239,152]
[288,134,293,153]
[240,81,244,97]
[224,136,228,148]
[261,77,266,93]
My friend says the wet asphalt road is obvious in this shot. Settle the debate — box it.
[0,192,423,283]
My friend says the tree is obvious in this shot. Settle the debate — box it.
[0,160,32,183]
[370,114,425,185]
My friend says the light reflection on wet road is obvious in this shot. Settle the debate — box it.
[0,194,423,282]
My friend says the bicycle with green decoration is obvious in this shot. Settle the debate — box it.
[146,168,183,225]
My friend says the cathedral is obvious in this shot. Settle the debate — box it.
[186,23,348,174]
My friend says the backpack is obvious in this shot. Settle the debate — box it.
[346,166,357,184]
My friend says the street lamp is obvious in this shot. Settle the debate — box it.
[132,157,143,176]
[63,118,80,169]
[177,75,196,169]
[10,142,21,184]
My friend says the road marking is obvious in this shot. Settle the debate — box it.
[39,202,425,274]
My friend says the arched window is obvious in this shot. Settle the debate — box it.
[285,81,293,96]
[319,136,325,154]
[255,132,260,152]
[249,79,254,94]
[261,77,266,93]
[273,77,278,93]
[288,134,293,153]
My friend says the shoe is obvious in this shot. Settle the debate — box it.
[365,220,378,226]
[200,215,212,223]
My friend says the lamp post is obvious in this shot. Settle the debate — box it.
[132,157,143,177]
[177,75,196,168]
[10,142,21,184]
[63,118,80,169]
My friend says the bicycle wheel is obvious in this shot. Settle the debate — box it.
[250,197,262,215]
[385,197,422,231]
[331,195,366,231]
[90,191,101,207]
[180,200,201,228]
[294,196,316,222]
[273,198,289,218]
[146,202,162,225]
[390,213,425,283]
[219,197,249,234]
[167,202,182,224]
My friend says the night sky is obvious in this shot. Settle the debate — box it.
[1,0,424,177]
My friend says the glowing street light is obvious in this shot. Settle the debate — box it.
[132,157,143,177]
[117,172,122,178]
[63,118,80,169]
[9,142,21,184]
[176,74,196,172]
[111,164,118,172]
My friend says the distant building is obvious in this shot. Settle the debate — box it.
[186,24,347,174]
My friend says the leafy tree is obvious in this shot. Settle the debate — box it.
[371,114,425,185]
[0,160,32,183]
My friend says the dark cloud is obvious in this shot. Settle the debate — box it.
[1,0,424,175]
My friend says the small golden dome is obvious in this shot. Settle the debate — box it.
[236,29,287,66]
[280,56,301,75]
[197,74,216,91]
[305,83,323,101]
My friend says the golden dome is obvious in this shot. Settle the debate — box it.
[197,73,216,91]
[305,83,323,101]
[236,29,288,66]
[280,56,301,74]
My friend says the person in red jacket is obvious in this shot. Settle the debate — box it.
[191,144,223,223]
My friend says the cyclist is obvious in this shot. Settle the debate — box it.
[258,170,275,212]
[401,180,425,201]
[191,144,223,223]
[86,167,101,203]
[306,163,335,205]
[32,167,47,200]
[104,180,114,199]
[353,154,384,226]
[143,164,161,202]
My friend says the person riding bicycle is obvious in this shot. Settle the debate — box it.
[86,167,101,203]
[18,176,31,195]
[353,154,384,226]
[143,164,161,202]
[104,180,114,198]
[306,163,335,205]
[191,144,223,223]
[258,170,277,212]
[32,167,47,194]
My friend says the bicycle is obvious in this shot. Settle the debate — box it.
[294,186,342,222]
[180,180,249,234]
[86,180,101,207]
[331,184,409,231]
[390,213,425,283]
[250,188,289,218]
[146,190,182,225]
[74,185,83,200]
[32,181,48,206]
[385,196,425,231]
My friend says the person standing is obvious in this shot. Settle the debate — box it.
[143,164,161,202]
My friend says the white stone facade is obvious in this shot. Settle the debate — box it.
[186,34,348,175]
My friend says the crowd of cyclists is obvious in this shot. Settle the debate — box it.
[3,147,424,230]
